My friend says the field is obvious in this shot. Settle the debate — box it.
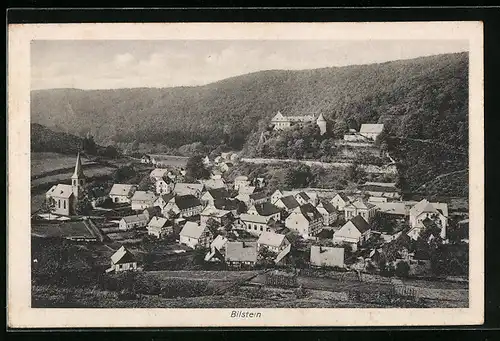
[31,166,116,188]
[31,152,94,177]
[31,221,97,240]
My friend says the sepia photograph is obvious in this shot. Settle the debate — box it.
[8,22,484,328]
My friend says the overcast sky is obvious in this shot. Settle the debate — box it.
[31,40,468,90]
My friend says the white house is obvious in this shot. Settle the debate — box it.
[310,246,345,268]
[153,193,175,211]
[274,195,300,213]
[344,199,377,223]
[200,188,230,207]
[249,191,269,206]
[225,241,258,268]
[285,203,323,239]
[200,178,226,190]
[204,235,228,262]
[200,205,232,226]
[360,181,401,200]
[315,200,338,226]
[330,193,351,210]
[270,189,284,204]
[179,221,213,249]
[408,199,448,239]
[359,123,384,140]
[130,191,157,211]
[146,216,172,238]
[333,215,371,251]
[234,175,250,190]
[119,214,149,231]
[239,213,275,236]
[155,178,174,195]
[109,184,137,204]
[257,232,290,254]
[150,168,169,182]
[107,246,138,273]
[270,111,315,130]
[164,195,203,218]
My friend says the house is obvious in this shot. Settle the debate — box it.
[147,216,172,238]
[214,198,243,216]
[200,178,226,190]
[130,191,157,211]
[107,246,138,273]
[153,193,175,211]
[270,111,316,130]
[142,206,162,221]
[270,189,284,204]
[239,213,275,236]
[247,202,281,222]
[150,168,169,182]
[202,156,211,167]
[333,215,371,251]
[274,195,300,213]
[254,177,266,189]
[360,181,401,200]
[172,183,205,198]
[343,133,369,142]
[409,199,448,239]
[294,191,311,206]
[200,205,232,226]
[257,232,290,254]
[234,175,250,190]
[109,184,137,204]
[219,162,233,173]
[315,200,338,226]
[285,203,323,239]
[330,193,350,210]
[155,177,174,195]
[225,241,258,268]
[373,202,409,217]
[140,154,151,164]
[119,214,149,231]
[164,195,203,218]
[359,123,384,140]
[204,235,228,262]
[179,221,213,249]
[281,190,319,206]
[45,153,86,216]
[249,191,269,206]
[310,246,345,268]
[235,185,257,205]
[344,199,377,223]
[201,188,231,207]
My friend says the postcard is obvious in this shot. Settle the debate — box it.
[7,21,484,328]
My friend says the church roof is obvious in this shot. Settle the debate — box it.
[71,152,85,178]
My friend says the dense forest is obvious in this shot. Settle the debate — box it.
[31,52,469,195]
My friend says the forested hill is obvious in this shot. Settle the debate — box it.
[31,52,468,151]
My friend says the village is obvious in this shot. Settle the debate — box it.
[32,112,469,308]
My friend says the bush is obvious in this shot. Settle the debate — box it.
[380,263,395,277]
[395,261,410,278]
[159,278,218,298]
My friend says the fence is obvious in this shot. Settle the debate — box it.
[265,271,299,288]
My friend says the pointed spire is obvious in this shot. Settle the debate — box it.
[316,113,326,122]
[72,152,85,178]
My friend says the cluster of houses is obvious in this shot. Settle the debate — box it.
[44,153,450,275]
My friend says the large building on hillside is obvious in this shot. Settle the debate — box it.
[46,152,86,216]
[271,111,328,135]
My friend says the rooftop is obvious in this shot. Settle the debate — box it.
[257,232,288,248]
[225,241,258,263]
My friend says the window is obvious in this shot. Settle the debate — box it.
[58,200,61,208]
[73,180,76,185]
[260,227,263,231]
[63,201,66,209]
[80,180,84,185]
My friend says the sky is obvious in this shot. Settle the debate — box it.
[31,40,469,90]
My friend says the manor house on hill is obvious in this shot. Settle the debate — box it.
[271,111,327,135]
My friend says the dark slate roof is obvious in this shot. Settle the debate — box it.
[336,193,350,202]
[299,203,323,222]
[297,192,310,201]
[175,195,202,210]
[350,215,371,233]
[143,206,162,216]
[160,193,175,203]
[214,198,241,211]
[249,191,268,200]
[208,188,230,200]
[319,199,337,213]
[254,202,281,216]
[280,195,300,210]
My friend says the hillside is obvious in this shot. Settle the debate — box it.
[31,52,469,194]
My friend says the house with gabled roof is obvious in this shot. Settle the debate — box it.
[344,199,377,223]
[330,193,351,210]
[257,232,290,254]
[333,215,372,251]
[310,245,345,268]
[200,205,232,226]
[142,206,162,221]
[130,190,157,211]
[179,221,213,249]
[154,193,175,211]
[285,203,323,239]
[234,175,250,191]
[316,199,338,226]
[200,178,227,190]
[201,188,231,207]
[249,191,269,206]
[155,177,174,195]
[247,202,281,222]
[204,235,228,262]
[109,184,137,204]
[225,241,258,268]
[408,199,448,239]
[147,216,172,238]
[107,246,138,273]
[239,213,275,236]
[150,168,169,182]
[359,123,384,140]
[165,194,203,218]
[119,214,149,231]
[294,191,311,206]
[270,189,284,205]
[274,195,300,213]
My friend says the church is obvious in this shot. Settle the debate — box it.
[45,152,86,216]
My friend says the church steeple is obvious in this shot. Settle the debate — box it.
[71,152,85,199]
[316,113,327,135]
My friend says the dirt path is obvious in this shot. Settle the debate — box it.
[415,169,468,192]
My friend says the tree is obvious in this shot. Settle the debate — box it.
[257,247,276,268]
[137,175,155,192]
[332,119,349,138]
[395,261,410,278]
[43,197,56,219]
[284,163,312,189]
[75,195,92,215]
[185,155,210,181]
[113,165,137,183]
[192,246,209,266]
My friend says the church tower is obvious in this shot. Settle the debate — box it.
[71,152,86,200]
[316,113,327,135]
